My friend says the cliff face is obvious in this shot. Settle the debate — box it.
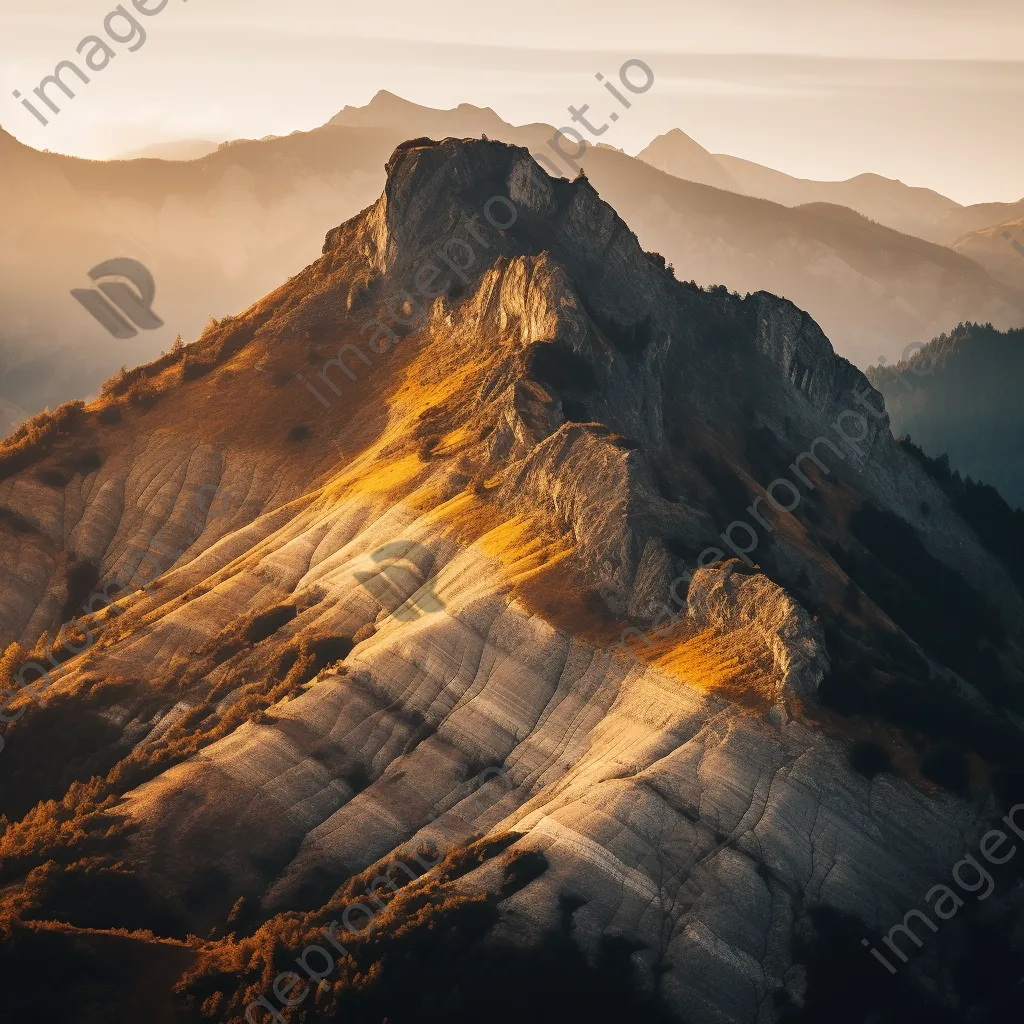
[1,139,1023,1023]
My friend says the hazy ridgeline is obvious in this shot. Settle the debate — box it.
[3,91,1024,438]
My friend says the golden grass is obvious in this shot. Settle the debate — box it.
[655,624,777,709]
[325,451,426,503]
[432,424,476,456]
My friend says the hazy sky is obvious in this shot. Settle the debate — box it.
[2,0,1022,204]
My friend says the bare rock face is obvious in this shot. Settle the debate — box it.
[751,295,841,409]
[501,422,706,620]
[685,561,829,706]
[1,138,1022,1024]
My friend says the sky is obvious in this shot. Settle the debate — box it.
[2,0,1023,205]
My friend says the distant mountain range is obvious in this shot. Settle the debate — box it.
[638,127,1024,246]
[951,217,1024,291]
[2,90,1023,429]
[938,198,1024,243]
[620,127,744,193]
[116,139,222,161]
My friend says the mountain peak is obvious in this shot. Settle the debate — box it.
[328,90,508,137]
[368,87,416,108]
[636,127,742,192]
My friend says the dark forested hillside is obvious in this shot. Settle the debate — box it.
[868,323,1024,507]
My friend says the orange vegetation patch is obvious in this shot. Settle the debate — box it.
[432,425,477,456]
[601,618,778,712]
[655,624,776,710]
[417,489,578,591]
[472,510,574,582]
[325,450,427,503]
[515,561,624,650]
[393,343,489,416]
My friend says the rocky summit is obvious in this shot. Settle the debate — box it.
[1,138,1023,1024]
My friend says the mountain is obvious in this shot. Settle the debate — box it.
[950,217,1024,290]
[116,139,223,161]
[867,322,1024,508]
[329,87,510,138]
[636,128,743,192]
[0,121,396,420]
[3,94,1024,427]
[934,197,1024,245]
[681,148,1024,265]
[714,155,963,242]
[1,138,1023,1024]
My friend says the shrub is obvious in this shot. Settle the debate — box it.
[37,468,68,488]
[60,560,100,622]
[849,742,894,779]
[242,605,298,645]
[101,365,142,398]
[921,746,971,794]
[0,508,36,535]
[180,352,217,381]
[0,402,87,481]
[125,378,159,409]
